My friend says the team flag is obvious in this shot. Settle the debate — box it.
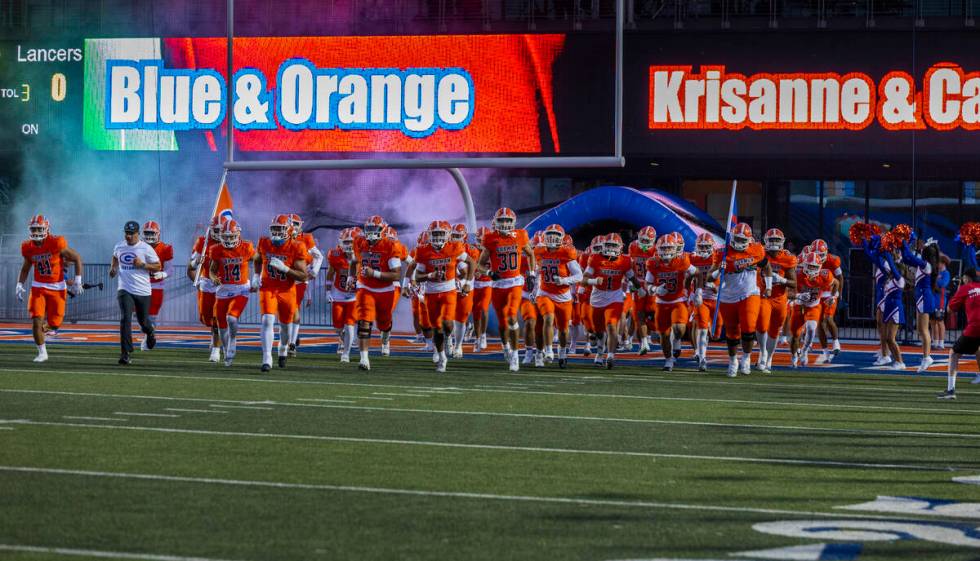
[193,172,234,283]
[711,180,738,335]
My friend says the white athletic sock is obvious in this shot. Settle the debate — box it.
[381,330,390,344]
[260,314,275,365]
[37,343,46,354]
[345,325,356,354]
[948,352,960,392]
[803,320,817,350]
[569,325,579,350]
[559,346,567,359]
[290,322,301,345]
[756,331,768,356]
[279,323,290,357]
[227,317,239,358]
[765,334,778,361]
[219,327,230,356]
[453,321,466,350]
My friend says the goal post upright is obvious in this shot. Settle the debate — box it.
[221,0,625,231]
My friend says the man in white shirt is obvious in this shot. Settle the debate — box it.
[110,221,161,364]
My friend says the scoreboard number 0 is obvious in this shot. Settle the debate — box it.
[51,73,66,102]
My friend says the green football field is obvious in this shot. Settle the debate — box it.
[1,344,979,561]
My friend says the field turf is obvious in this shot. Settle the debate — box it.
[1,344,979,561]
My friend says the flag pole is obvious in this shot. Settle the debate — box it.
[193,170,229,284]
[710,179,738,336]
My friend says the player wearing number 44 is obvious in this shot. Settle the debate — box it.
[251,214,309,373]
[207,220,255,367]
[18,214,84,363]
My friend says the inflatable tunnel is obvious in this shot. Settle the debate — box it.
[525,186,725,249]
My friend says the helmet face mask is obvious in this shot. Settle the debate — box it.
[220,226,241,249]
[364,215,386,243]
[450,224,467,244]
[695,233,715,258]
[430,230,448,249]
[492,208,516,235]
[270,215,292,244]
[544,224,564,249]
[28,219,49,242]
[209,217,224,241]
[764,228,784,252]
[638,226,657,250]
[602,235,623,258]
[141,222,160,245]
[730,223,753,252]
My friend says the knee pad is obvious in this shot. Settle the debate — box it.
[741,333,755,345]
[357,321,372,339]
[726,338,740,348]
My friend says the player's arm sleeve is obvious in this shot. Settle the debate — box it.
[388,257,402,270]
[565,260,584,283]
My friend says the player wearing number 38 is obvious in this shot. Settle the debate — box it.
[110,221,161,365]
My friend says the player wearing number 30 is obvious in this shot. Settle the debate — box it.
[413,221,476,373]
[534,224,582,369]
[478,208,536,372]
[207,220,255,367]
[18,214,84,363]
[252,214,309,373]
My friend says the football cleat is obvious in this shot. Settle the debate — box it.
[224,357,234,367]
[359,356,371,371]
[523,350,535,365]
[209,347,221,363]
[936,389,956,400]
[117,353,129,365]
[534,353,545,368]
[663,358,674,372]
[432,350,440,364]
[727,357,738,377]
[593,355,604,368]
[340,352,350,363]
[508,352,520,372]
[140,339,148,351]
[146,331,156,350]
[452,347,463,359]
[606,356,615,370]
[278,355,287,368]
[436,356,447,373]
[739,356,751,375]
[288,343,297,357]
[558,357,567,369]
[381,342,390,356]
[260,363,271,373]
[698,358,707,372]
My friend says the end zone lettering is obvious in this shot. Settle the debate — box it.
[649,65,875,130]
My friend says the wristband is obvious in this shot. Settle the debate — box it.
[764,275,773,291]
[74,275,83,285]
[371,269,382,279]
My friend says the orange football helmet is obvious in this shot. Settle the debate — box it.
[543,224,565,249]
[590,235,604,254]
[451,223,468,243]
[562,233,574,248]
[492,207,517,235]
[428,220,451,249]
[289,213,303,235]
[764,228,785,251]
[339,228,356,255]
[803,252,823,277]
[269,214,292,243]
[363,215,387,242]
[695,232,716,258]
[141,221,160,244]
[730,223,754,251]
[603,233,623,258]
[209,215,227,241]
[220,219,241,248]
[637,226,657,250]
[812,239,829,260]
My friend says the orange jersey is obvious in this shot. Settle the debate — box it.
[415,242,466,291]
[690,253,718,299]
[646,253,694,302]
[257,237,307,291]
[483,229,530,281]
[296,233,317,252]
[192,236,216,280]
[353,237,401,291]
[472,244,492,283]
[22,235,68,285]
[327,248,357,296]
[796,269,834,307]
[208,241,255,285]
[577,251,593,298]
[764,249,798,299]
[714,243,767,304]
[628,241,657,282]
[148,242,174,285]
[586,253,633,293]
[535,245,578,296]
[822,253,842,274]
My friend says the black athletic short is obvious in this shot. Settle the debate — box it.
[953,335,980,355]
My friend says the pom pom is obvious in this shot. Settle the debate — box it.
[848,222,869,247]
[892,223,912,243]
[879,231,899,252]
[963,222,980,246]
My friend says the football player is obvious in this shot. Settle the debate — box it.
[383,225,408,356]
[17,215,84,362]
[810,239,843,364]
[689,232,719,371]
[535,225,582,368]
[288,213,323,357]
[140,220,173,351]
[710,223,772,377]
[470,226,494,352]
[207,220,255,367]
[252,214,308,372]
[628,226,657,355]
[477,208,536,372]
[757,228,797,372]
[413,221,475,372]
[325,228,358,362]
[349,215,403,371]
[645,232,697,371]
[582,233,636,369]
[189,216,225,362]
[450,224,480,358]
[790,253,838,367]
[520,231,545,367]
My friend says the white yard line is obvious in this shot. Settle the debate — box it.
[0,367,969,411]
[372,393,429,397]
[164,409,227,414]
[4,420,963,471]
[0,465,959,522]
[4,389,980,439]
[295,398,356,403]
[0,427,12,431]
[335,395,394,401]
[62,416,126,422]
[208,404,272,411]
[113,412,179,418]
[0,543,245,561]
